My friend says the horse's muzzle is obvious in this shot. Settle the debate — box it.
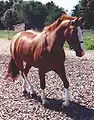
[81,51,85,56]
[76,51,85,57]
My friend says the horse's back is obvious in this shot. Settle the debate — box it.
[10,31,47,64]
[26,29,40,35]
[10,32,34,59]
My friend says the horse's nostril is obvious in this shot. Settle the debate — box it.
[76,51,82,57]
[76,51,85,57]
[81,51,85,56]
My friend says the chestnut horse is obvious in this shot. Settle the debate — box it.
[6,15,85,107]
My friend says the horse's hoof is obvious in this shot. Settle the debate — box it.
[62,101,70,108]
[23,90,28,96]
[42,99,49,107]
[29,92,37,98]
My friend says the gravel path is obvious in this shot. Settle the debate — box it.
[0,40,94,120]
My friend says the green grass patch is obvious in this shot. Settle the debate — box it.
[0,30,17,40]
[83,30,94,50]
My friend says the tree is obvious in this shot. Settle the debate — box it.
[72,0,94,28]
[13,1,24,23]
[0,0,66,30]
[23,1,48,29]
[45,1,65,25]
[1,9,18,29]
[0,1,5,18]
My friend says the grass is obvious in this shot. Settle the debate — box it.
[0,30,17,40]
[83,30,94,50]
[0,30,94,50]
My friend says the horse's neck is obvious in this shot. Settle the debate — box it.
[43,19,67,52]
[45,28,65,53]
[44,20,59,31]
[54,22,66,47]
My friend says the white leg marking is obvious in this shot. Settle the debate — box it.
[65,88,70,101]
[22,78,27,92]
[41,89,47,105]
[63,88,70,107]
[23,73,35,94]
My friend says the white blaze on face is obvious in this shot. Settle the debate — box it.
[77,26,85,52]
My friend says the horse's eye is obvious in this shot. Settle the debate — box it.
[75,29,78,33]
[82,30,84,34]
[73,28,77,34]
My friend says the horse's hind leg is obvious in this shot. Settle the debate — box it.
[22,63,36,97]
[14,59,27,93]
[39,70,47,105]
[55,66,70,107]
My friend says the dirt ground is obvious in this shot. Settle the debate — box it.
[0,40,94,120]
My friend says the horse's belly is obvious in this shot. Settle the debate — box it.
[33,54,65,71]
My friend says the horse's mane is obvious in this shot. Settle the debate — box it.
[60,14,77,21]
[43,14,77,31]
[43,19,61,31]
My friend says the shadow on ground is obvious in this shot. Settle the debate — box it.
[24,92,94,120]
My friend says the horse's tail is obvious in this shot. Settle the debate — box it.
[6,57,19,80]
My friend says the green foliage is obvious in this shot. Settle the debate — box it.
[1,9,18,29]
[0,1,5,18]
[13,1,24,22]
[0,30,17,40]
[83,30,94,50]
[0,0,65,30]
[45,1,64,25]
[84,38,94,50]
[72,0,94,29]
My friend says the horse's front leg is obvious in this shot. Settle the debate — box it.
[39,70,47,105]
[55,66,70,107]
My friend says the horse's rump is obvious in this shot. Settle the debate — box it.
[10,31,48,66]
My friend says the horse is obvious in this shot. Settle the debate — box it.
[26,14,78,49]
[6,14,85,108]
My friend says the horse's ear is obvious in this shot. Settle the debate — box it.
[71,17,84,27]
[78,17,84,25]
[71,18,79,27]
[57,18,62,25]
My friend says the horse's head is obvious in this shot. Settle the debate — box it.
[64,17,85,57]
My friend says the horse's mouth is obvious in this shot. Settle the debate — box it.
[76,51,85,57]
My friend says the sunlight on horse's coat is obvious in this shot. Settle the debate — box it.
[10,32,22,58]
[6,14,85,108]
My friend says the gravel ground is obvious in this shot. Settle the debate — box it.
[0,40,94,120]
